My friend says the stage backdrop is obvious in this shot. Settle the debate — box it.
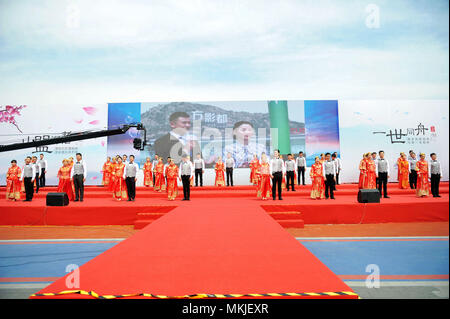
[1,100,447,186]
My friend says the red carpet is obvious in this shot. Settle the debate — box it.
[30,199,357,299]
[1,183,448,226]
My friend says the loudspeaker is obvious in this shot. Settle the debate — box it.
[357,189,380,203]
[46,192,69,206]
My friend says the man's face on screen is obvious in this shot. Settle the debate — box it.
[234,124,254,143]
[170,117,191,134]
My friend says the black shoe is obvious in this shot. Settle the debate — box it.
[278,197,283,200]
[128,199,132,201]
[273,198,276,200]
[74,199,79,202]
[384,196,390,198]
[325,196,329,199]
[303,184,306,186]
[437,195,442,198]
[80,199,83,202]
[292,189,296,192]
[182,198,187,201]
[331,197,335,200]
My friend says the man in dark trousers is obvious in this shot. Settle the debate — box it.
[193,153,205,187]
[408,152,418,189]
[124,155,139,201]
[225,152,235,187]
[70,153,87,202]
[31,156,40,193]
[20,156,36,202]
[37,153,48,188]
[295,151,306,185]
[270,149,285,200]
[323,153,336,199]
[179,155,194,200]
[377,150,390,198]
[285,153,296,191]
[430,153,442,198]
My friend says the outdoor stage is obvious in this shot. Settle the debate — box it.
[0,182,447,299]
[0,183,448,227]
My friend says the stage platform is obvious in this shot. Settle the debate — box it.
[0,183,448,227]
[30,194,358,299]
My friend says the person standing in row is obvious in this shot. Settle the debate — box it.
[377,150,390,198]
[416,153,430,198]
[20,156,36,202]
[397,152,410,189]
[285,154,296,191]
[256,153,271,200]
[408,152,418,189]
[152,155,159,186]
[310,157,325,200]
[332,153,342,185]
[165,159,179,201]
[70,153,87,202]
[143,157,153,187]
[249,154,260,185]
[270,149,285,201]
[101,157,112,187]
[57,159,74,201]
[323,153,336,200]
[38,153,48,188]
[429,153,442,198]
[112,156,127,201]
[122,154,128,165]
[296,151,306,186]
[6,160,22,201]
[225,152,235,187]
[371,152,378,188]
[124,155,139,201]
[31,156,40,193]
[154,157,166,192]
[180,155,194,201]
[193,153,205,187]
[214,156,226,187]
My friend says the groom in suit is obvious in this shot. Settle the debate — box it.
[153,111,200,165]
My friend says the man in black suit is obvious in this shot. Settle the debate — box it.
[153,112,200,165]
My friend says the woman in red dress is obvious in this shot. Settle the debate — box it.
[256,154,271,200]
[154,158,166,192]
[416,153,430,197]
[57,159,75,201]
[397,152,410,189]
[143,157,153,187]
[111,157,127,201]
[249,154,260,185]
[6,160,22,201]
[101,157,112,187]
[364,153,377,189]
[165,159,179,201]
[310,157,325,199]
[108,157,117,191]
[214,157,226,187]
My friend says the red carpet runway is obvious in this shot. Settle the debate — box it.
[30,198,357,299]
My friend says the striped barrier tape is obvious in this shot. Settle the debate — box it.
[30,290,359,299]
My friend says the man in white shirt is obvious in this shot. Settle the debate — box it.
[31,156,40,193]
[193,153,205,187]
[429,153,443,198]
[408,152,418,189]
[70,153,87,202]
[269,149,286,200]
[323,153,336,199]
[21,156,36,201]
[152,155,159,186]
[225,152,235,187]
[377,150,390,199]
[37,153,48,188]
[124,155,139,201]
[296,151,306,185]
[332,152,342,185]
[179,155,194,200]
[285,154,296,191]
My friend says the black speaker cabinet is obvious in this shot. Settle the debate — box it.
[357,189,380,203]
[46,192,69,206]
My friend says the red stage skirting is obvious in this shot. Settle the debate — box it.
[0,183,448,226]
[31,197,357,299]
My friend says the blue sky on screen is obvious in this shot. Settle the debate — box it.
[0,0,448,105]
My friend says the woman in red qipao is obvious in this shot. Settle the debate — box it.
[397,152,410,189]
[112,157,127,201]
[57,159,75,201]
[165,160,179,201]
[214,156,226,187]
[249,154,260,185]
[310,157,325,200]
[154,158,166,192]
[108,157,117,191]
[101,157,112,187]
[6,160,22,201]
[364,153,377,189]
[143,157,153,187]
[256,154,271,200]
[416,153,430,197]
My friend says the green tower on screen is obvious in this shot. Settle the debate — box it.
[268,100,291,155]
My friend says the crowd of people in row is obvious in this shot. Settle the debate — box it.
[4,149,443,202]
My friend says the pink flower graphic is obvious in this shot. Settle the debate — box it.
[89,120,100,125]
[83,106,98,115]
[0,105,27,133]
